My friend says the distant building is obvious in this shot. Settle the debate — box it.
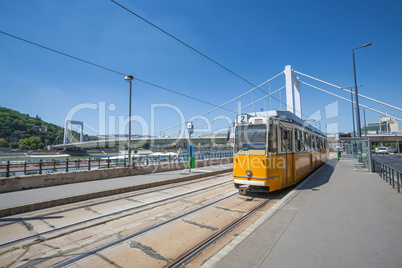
[363,116,399,134]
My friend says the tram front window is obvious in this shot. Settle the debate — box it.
[235,125,267,155]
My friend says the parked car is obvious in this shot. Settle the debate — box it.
[375,147,389,154]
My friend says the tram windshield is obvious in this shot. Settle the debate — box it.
[235,124,267,155]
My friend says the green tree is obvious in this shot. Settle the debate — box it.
[0,138,9,148]
[19,136,44,150]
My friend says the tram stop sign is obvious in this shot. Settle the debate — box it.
[187,121,194,134]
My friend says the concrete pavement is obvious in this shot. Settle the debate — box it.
[206,158,402,268]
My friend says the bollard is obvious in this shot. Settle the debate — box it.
[77,159,80,170]
[146,155,149,166]
[53,160,57,172]
[6,160,10,177]
[24,161,27,175]
[88,158,91,170]
[39,159,43,174]
[107,157,110,169]
[397,172,400,193]
[124,157,126,167]
[98,158,101,168]
[66,158,69,172]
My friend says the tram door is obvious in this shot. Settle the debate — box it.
[281,127,294,186]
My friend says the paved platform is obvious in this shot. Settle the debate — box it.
[0,163,232,217]
[205,158,402,268]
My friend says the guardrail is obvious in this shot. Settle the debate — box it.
[372,159,401,193]
[0,151,233,178]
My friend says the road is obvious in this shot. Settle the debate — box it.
[372,155,402,172]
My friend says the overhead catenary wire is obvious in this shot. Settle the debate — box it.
[0,30,299,132]
[144,72,284,137]
[110,0,298,110]
[110,0,258,90]
[2,30,325,135]
[165,86,286,137]
[0,30,233,113]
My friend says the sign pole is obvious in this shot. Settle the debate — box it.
[187,122,194,174]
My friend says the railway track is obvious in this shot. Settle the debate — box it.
[0,173,283,267]
[0,176,232,251]
[166,195,276,268]
[50,193,280,267]
[0,174,230,228]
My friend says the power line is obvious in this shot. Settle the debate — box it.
[0,30,232,112]
[134,78,232,112]
[109,1,312,117]
[110,0,259,89]
[0,30,126,76]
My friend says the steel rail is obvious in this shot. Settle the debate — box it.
[166,195,276,267]
[50,191,239,268]
[0,173,230,228]
[0,180,232,249]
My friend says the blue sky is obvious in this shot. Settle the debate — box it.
[1,0,401,138]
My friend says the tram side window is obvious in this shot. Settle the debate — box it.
[268,124,278,154]
[281,128,293,152]
[312,135,316,150]
[304,132,311,151]
[295,129,302,152]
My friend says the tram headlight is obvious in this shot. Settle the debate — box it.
[246,169,252,176]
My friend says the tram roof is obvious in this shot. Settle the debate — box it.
[245,110,327,137]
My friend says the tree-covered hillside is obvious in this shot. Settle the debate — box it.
[0,106,89,149]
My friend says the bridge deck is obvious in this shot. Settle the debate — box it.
[206,157,402,268]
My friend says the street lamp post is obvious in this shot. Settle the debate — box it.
[352,43,372,137]
[125,75,134,166]
[351,89,355,137]
[342,85,361,137]
[363,108,367,137]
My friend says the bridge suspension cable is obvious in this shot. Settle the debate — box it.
[145,72,284,137]
[294,70,402,112]
[165,86,286,137]
[301,81,402,122]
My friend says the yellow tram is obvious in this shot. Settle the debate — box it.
[233,110,328,195]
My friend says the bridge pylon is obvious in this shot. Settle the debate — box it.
[284,65,302,118]
[63,120,84,149]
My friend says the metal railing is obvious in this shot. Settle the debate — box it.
[372,159,401,193]
[0,151,233,178]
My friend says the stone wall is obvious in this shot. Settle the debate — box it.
[0,158,233,193]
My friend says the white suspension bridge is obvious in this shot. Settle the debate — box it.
[53,65,402,150]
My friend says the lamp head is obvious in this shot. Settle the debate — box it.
[125,75,134,82]
[363,43,372,47]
